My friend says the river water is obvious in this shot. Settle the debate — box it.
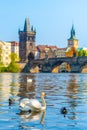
[0,73,87,130]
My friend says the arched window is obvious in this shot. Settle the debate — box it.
[28,52,34,61]
[30,43,32,46]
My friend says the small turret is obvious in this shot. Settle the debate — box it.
[31,26,33,31]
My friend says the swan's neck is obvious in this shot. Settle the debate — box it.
[41,96,46,110]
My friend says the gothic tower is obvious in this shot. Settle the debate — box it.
[19,18,36,62]
[68,24,78,49]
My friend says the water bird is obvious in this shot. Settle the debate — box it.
[8,98,15,105]
[19,92,46,112]
[27,77,33,83]
[61,107,68,116]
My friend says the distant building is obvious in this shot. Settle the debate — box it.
[37,45,47,59]
[34,47,40,59]
[10,41,19,61]
[19,18,36,62]
[10,41,19,55]
[47,46,58,58]
[37,45,58,59]
[0,41,19,66]
[55,48,66,57]
[0,41,11,66]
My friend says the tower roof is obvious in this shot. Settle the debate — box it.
[68,24,77,40]
[24,18,30,32]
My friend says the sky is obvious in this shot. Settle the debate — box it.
[0,0,87,48]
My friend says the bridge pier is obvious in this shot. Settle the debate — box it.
[70,63,81,73]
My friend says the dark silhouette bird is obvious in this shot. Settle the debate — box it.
[60,107,67,117]
[9,98,15,106]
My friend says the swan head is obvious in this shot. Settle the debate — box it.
[41,92,46,97]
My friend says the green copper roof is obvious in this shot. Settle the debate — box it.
[77,48,83,51]
[68,24,77,40]
[24,18,30,32]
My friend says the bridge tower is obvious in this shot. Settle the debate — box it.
[19,18,36,62]
[68,24,78,49]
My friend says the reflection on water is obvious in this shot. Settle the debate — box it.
[0,73,20,102]
[0,73,87,129]
[18,74,36,99]
[19,110,46,124]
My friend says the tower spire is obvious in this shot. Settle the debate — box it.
[70,24,76,39]
[71,24,75,38]
[24,18,30,32]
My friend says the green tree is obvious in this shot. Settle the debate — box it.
[78,50,87,57]
[7,52,20,72]
[10,52,20,63]
[7,62,20,72]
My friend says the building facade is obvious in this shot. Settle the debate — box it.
[10,41,19,55]
[19,18,36,62]
[55,48,66,57]
[37,45,58,59]
[0,41,19,66]
[0,41,11,66]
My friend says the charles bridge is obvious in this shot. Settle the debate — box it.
[22,56,87,73]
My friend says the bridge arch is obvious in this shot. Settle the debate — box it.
[81,61,87,73]
[30,64,40,73]
[28,52,34,61]
[52,61,71,73]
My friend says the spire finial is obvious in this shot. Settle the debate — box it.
[24,18,30,32]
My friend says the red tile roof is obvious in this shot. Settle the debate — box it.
[37,45,58,52]
[49,46,57,49]
[57,48,66,50]
[37,45,48,52]
[8,41,19,46]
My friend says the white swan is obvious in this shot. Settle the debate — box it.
[19,92,46,112]
[27,77,32,83]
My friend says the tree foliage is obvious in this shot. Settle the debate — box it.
[0,50,20,73]
[10,52,20,63]
[7,62,20,72]
[7,52,20,72]
[78,50,87,57]
[66,46,78,57]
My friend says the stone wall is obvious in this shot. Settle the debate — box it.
[17,62,26,72]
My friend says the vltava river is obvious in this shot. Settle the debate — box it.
[0,73,87,130]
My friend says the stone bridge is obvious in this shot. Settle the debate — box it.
[29,56,87,73]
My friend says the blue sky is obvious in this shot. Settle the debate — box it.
[0,0,87,48]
